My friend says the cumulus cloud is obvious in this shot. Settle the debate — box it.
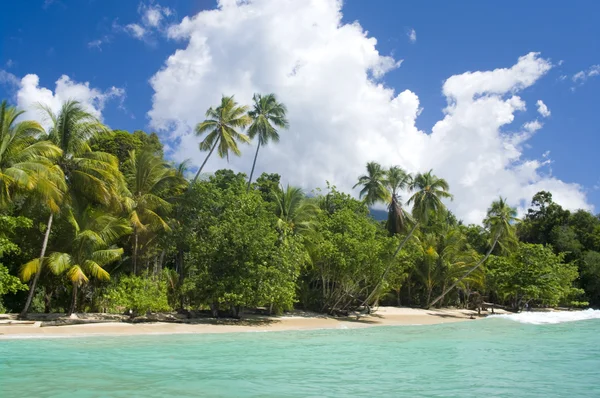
[13,74,124,130]
[408,28,417,43]
[148,0,591,223]
[536,100,550,117]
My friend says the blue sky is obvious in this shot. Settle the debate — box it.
[1,0,599,222]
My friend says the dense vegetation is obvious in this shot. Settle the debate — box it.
[1,95,599,318]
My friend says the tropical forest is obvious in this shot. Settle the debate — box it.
[1,94,599,318]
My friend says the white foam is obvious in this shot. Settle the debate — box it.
[489,309,600,325]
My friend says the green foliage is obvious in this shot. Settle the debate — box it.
[90,130,164,168]
[0,264,27,312]
[1,93,597,317]
[301,187,394,312]
[183,176,304,315]
[487,243,582,308]
[99,272,172,313]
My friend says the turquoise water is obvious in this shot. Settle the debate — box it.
[1,316,600,397]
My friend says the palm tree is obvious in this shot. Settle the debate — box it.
[43,100,124,206]
[274,185,319,235]
[0,100,62,208]
[385,166,412,236]
[246,93,289,192]
[22,206,131,314]
[191,95,251,184]
[354,163,412,236]
[362,170,452,307]
[123,150,179,274]
[428,197,518,308]
[0,100,67,318]
[353,162,388,206]
[20,100,124,317]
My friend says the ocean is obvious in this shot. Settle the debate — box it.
[1,311,600,397]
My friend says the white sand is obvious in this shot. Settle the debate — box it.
[0,307,501,338]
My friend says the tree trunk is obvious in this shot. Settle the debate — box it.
[428,236,499,308]
[438,281,446,308]
[44,284,52,313]
[246,141,261,192]
[191,140,218,186]
[158,250,165,274]
[426,287,432,308]
[69,283,78,316]
[20,213,53,319]
[133,230,138,275]
[361,222,419,307]
[210,301,219,318]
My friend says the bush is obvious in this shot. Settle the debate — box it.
[99,272,172,314]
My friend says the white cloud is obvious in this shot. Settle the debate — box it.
[523,120,542,133]
[126,23,147,39]
[87,37,111,51]
[13,74,124,130]
[408,28,417,43]
[122,2,174,41]
[572,64,600,87]
[0,69,20,87]
[148,0,591,223]
[536,99,550,117]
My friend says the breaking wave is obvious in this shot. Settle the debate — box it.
[489,309,600,325]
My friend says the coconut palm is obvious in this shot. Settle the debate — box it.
[0,100,62,208]
[43,100,124,206]
[428,197,518,308]
[20,100,124,317]
[274,185,319,235]
[22,206,131,314]
[123,150,180,274]
[0,100,67,318]
[385,166,412,236]
[362,170,452,307]
[191,95,251,184]
[353,162,389,206]
[246,93,289,192]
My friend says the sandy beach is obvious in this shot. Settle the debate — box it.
[0,307,500,338]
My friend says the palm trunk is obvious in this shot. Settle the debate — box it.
[133,229,138,275]
[428,236,499,309]
[69,283,78,316]
[246,141,261,192]
[20,213,53,318]
[191,140,218,186]
[360,222,419,308]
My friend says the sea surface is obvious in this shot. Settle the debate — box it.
[1,310,600,397]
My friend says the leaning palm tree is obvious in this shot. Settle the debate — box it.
[428,197,518,308]
[0,100,67,318]
[20,100,123,317]
[385,166,412,236]
[246,93,289,192]
[23,206,131,314]
[362,170,452,307]
[123,150,179,274]
[191,95,251,184]
[274,185,319,235]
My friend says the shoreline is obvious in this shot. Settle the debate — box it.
[0,307,500,339]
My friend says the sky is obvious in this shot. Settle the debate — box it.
[1,0,599,224]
